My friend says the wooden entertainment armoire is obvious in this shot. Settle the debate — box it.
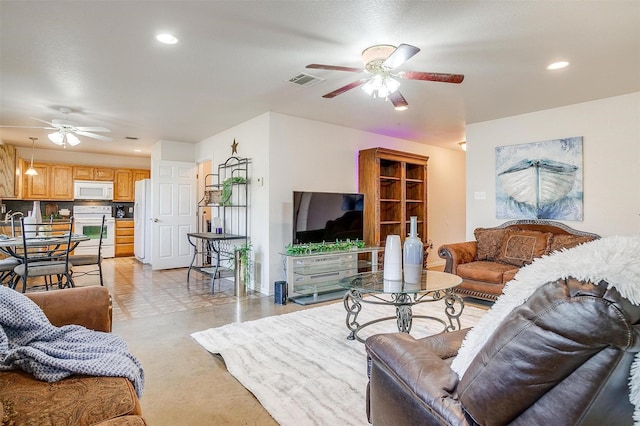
[358,147,428,247]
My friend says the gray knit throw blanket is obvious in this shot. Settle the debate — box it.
[0,286,144,398]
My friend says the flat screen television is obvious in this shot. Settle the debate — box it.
[292,191,364,244]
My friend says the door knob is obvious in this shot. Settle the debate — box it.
[151,218,159,222]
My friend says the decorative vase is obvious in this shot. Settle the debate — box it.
[32,201,42,225]
[234,250,247,297]
[403,216,424,284]
[383,235,402,281]
[383,279,402,293]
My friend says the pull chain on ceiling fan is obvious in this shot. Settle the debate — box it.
[306,43,464,110]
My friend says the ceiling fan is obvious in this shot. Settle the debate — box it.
[306,44,464,110]
[0,107,112,147]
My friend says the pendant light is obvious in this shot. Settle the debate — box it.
[25,137,38,176]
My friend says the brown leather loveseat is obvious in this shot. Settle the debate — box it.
[365,276,640,425]
[438,219,599,300]
[0,286,146,425]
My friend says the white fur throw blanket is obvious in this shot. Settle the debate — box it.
[451,234,640,424]
[0,286,144,398]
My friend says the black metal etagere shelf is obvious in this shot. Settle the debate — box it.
[190,157,250,292]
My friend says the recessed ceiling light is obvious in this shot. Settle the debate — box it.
[547,61,569,70]
[134,149,142,152]
[156,33,178,45]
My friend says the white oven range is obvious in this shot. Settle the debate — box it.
[72,205,115,258]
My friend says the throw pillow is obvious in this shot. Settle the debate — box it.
[474,228,507,261]
[498,230,552,266]
[548,234,595,254]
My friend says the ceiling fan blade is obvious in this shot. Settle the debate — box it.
[389,92,409,110]
[399,71,464,84]
[383,44,420,69]
[75,130,113,142]
[29,117,57,127]
[306,64,364,73]
[75,126,111,133]
[0,125,55,129]
[322,79,369,98]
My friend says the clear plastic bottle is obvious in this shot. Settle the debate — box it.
[403,216,424,284]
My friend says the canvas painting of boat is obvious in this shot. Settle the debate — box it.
[496,137,583,220]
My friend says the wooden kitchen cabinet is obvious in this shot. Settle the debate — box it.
[132,169,150,182]
[49,165,74,200]
[358,147,428,247]
[73,166,115,181]
[23,163,74,200]
[13,151,149,201]
[115,220,134,257]
[72,166,94,180]
[113,169,133,202]
[0,144,17,198]
[95,168,116,181]
[23,163,51,200]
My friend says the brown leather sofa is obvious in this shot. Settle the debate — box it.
[365,277,640,425]
[438,219,599,301]
[0,286,146,425]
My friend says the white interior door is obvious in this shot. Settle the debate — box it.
[151,160,197,270]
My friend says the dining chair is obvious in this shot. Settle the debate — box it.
[13,217,75,293]
[1,216,22,285]
[68,214,105,286]
[0,258,19,285]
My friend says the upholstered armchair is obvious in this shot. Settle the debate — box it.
[366,252,640,426]
[0,287,146,425]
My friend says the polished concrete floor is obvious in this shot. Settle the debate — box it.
[78,257,312,425]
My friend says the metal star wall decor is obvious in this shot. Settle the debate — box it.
[231,139,238,155]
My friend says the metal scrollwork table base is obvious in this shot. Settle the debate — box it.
[340,271,464,343]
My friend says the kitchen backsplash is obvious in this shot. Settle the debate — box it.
[1,200,134,220]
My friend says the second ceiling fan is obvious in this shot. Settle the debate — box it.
[306,43,464,110]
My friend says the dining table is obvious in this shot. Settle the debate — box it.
[0,234,91,260]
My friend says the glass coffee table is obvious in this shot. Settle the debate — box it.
[338,270,464,343]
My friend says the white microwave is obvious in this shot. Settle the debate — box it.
[74,180,114,200]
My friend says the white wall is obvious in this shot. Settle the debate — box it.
[196,114,271,292]
[465,92,640,239]
[151,140,195,162]
[196,112,467,295]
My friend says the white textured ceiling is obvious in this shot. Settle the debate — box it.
[0,1,639,156]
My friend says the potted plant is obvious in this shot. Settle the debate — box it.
[221,176,247,206]
[233,240,252,296]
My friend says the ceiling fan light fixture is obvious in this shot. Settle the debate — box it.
[361,45,395,69]
[48,131,64,145]
[361,75,400,99]
[385,77,400,93]
[66,133,80,146]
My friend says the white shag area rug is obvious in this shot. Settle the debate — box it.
[192,297,487,426]
[451,235,640,425]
